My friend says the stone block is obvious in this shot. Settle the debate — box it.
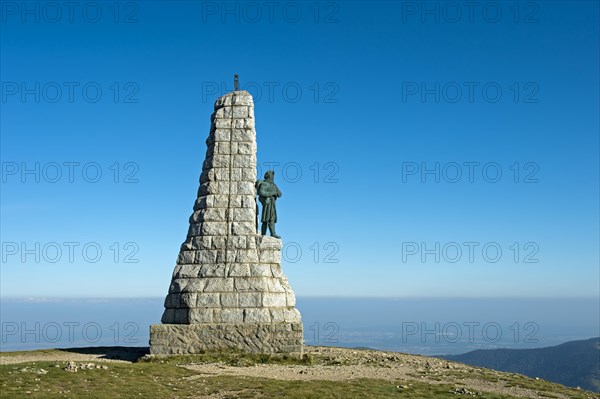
[220,293,238,307]
[235,249,259,263]
[193,196,209,210]
[237,142,255,155]
[259,250,279,264]
[169,278,189,293]
[226,236,246,249]
[249,264,272,277]
[228,194,241,207]
[171,264,183,277]
[215,249,236,263]
[194,250,217,264]
[262,292,287,307]
[232,155,256,168]
[229,168,242,181]
[233,118,255,129]
[214,118,232,128]
[232,181,256,195]
[185,278,208,293]
[196,293,220,307]
[201,222,228,236]
[188,308,213,323]
[211,236,227,249]
[238,292,262,307]
[199,169,210,184]
[191,208,226,223]
[161,309,175,323]
[214,309,244,323]
[164,294,180,308]
[231,194,257,208]
[268,278,286,293]
[235,277,269,291]
[232,106,249,118]
[187,223,202,237]
[202,157,213,171]
[177,251,195,264]
[213,168,229,181]
[180,239,193,251]
[197,264,225,278]
[246,236,257,248]
[174,309,189,323]
[232,222,255,235]
[258,236,282,250]
[212,155,231,168]
[282,308,302,323]
[242,168,256,181]
[203,181,230,196]
[232,129,255,142]
[175,264,200,278]
[211,195,229,208]
[181,293,197,307]
[204,277,234,292]
[214,107,231,119]
[286,291,296,306]
[232,94,253,106]
[244,308,271,323]
[269,308,285,322]
[227,263,251,277]
[215,142,230,154]
[191,236,212,250]
[214,94,232,107]
[270,264,284,277]
[214,105,251,119]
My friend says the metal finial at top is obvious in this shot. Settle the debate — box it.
[234,74,239,91]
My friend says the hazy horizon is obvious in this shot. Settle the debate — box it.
[2,297,598,355]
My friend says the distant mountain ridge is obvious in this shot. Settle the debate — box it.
[440,337,600,392]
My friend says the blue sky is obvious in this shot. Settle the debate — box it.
[1,1,598,298]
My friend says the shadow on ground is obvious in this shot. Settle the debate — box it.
[57,346,149,362]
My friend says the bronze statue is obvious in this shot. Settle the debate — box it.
[256,170,282,239]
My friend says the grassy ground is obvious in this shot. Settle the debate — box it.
[0,361,516,399]
[0,348,597,399]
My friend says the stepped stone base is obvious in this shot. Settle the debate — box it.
[149,323,303,355]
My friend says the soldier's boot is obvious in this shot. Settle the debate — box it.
[268,222,281,239]
[261,222,268,236]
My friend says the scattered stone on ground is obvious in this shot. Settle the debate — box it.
[62,361,109,372]
[1,346,597,399]
[18,366,47,375]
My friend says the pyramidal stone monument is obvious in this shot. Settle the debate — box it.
[149,89,304,355]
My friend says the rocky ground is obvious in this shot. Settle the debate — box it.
[0,346,598,399]
[180,346,597,399]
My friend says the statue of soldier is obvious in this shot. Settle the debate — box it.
[255,170,282,239]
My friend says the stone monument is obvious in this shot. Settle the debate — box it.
[149,88,303,355]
